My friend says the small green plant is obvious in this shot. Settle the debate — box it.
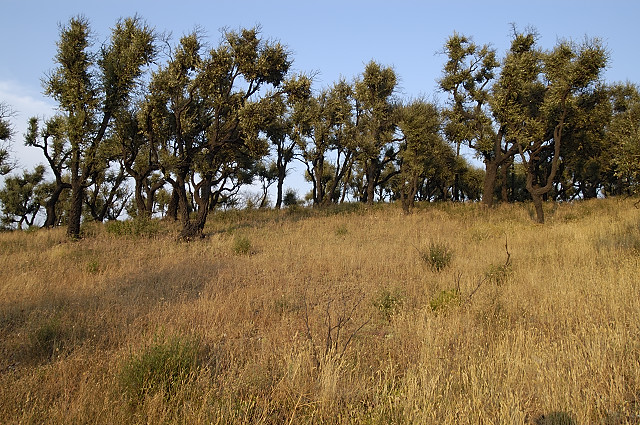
[484,262,512,286]
[119,336,199,404]
[373,289,404,321]
[233,235,252,255]
[86,260,100,274]
[30,317,67,361]
[335,224,348,237]
[420,241,454,272]
[429,288,460,313]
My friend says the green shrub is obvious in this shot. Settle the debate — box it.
[119,337,199,404]
[373,289,404,321]
[429,289,460,313]
[105,217,160,238]
[335,224,348,237]
[484,262,512,286]
[30,317,67,361]
[233,235,252,255]
[421,241,454,272]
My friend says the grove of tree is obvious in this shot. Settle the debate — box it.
[1,17,639,235]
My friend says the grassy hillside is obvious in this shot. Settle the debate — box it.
[1,199,639,424]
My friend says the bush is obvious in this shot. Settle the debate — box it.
[29,317,67,361]
[429,288,460,313]
[335,224,348,237]
[105,217,160,238]
[233,235,252,255]
[119,336,200,404]
[484,262,512,286]
[373,289,403,321]
[283,189,299,207]
[421,241,454,272]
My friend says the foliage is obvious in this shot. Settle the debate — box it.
[0,166,46,229]
[0,102,15,175]
[421,241,454,272]
[429,288,460,313]
[119,336,200,404]
[232,235,252,255]
[104,216,160,238]
[373,288,404,321]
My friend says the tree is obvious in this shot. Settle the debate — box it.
[115,107,165,218]
[294,80,358,206]
[395,99,443,213]
[0,166,46,229]
[495,33,607,222]
[44,16,155,238]
[260,76,311,209]
[554,84,613,200]
[609,83,640,195]
[147,27,295,238]
[439,33,504,206]
[24,116,71,227]
[354,61,399,205]
[0,102,15,175]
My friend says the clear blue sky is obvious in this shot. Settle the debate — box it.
[2,0,638,198]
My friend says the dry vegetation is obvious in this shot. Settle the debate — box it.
[1,198,640,424]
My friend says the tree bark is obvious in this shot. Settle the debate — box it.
[482,159,499,208]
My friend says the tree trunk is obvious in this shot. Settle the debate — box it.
[179,176,210,240]
[67,147,83,238]
[134,176,149,218]
[482,159,499,208]
[365,160,377,205]
[67,181,83,238]
[531,192,544,223]
[500,162,509,202]
[165,187,179,221]
[44,183,69,228]
[275,164,285,209]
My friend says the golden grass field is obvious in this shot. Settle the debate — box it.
[1,198,639,424]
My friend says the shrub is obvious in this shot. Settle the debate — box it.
[233,235,252,255]
[105,217,160,238]
[119,336,200,404]
[29,317,67,361]
[484,262,512,286]
[373,289,403,321]
[335,224,348,237]
[421,241,454,272]
[429,288,460,313]
[283,189,299,207]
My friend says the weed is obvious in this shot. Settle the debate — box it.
[87,260,100,274]
[419,241,454,272]
[335,224,348,237]
[429,288,460,313]
[373,289,403,321]
[484,262,512,286]
[29,317,67,361]
[232,235,252,255]
[119,336,200,404]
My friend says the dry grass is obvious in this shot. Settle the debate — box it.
[1,198,639,424]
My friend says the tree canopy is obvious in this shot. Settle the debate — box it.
[1,17,638,233]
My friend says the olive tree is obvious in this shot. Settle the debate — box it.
[44,16,155,237]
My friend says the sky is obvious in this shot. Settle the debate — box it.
[1,0,639,199]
